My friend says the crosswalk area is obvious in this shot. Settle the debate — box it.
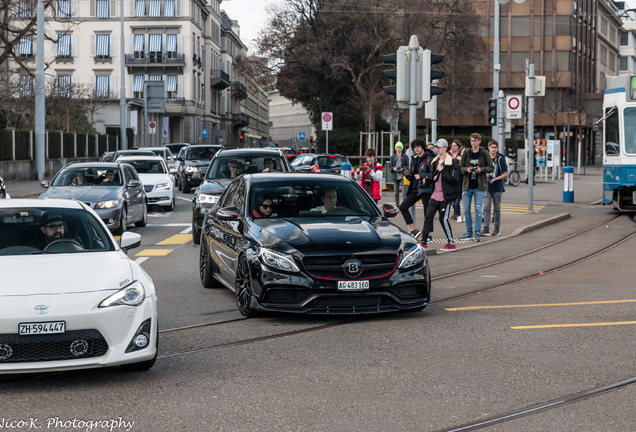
[391,202,546,215]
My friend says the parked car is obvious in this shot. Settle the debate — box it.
[0,175,5,199]
[177,144,224,193]
[199,173,429,316]
[112,149,156,160]
[0,198,158,373]
[144,146,176,170]
[38,162,148,234]
[191,148,291,243]
[290,153,351,174]
[117,155,177,211]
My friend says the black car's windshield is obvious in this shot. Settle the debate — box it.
[0,207,115,255]
[186,147,219,160]
[250,179,378,219]
[51,167,122,186]
[206,156,285,180]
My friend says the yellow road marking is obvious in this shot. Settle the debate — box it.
[135,249,173,257]
[512,321,636,329]
[156,234,192,245]
[446,299,636,311]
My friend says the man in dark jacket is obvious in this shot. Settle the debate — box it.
[398,138,434,239]
[421,139,461,251]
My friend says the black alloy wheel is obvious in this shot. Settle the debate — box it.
[235,255,257,317]
[199,237,219,288]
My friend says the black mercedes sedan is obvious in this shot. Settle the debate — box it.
[199,173,430,316]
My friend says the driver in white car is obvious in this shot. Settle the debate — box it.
[29,212,67,249]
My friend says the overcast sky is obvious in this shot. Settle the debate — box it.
[221,0,280,52]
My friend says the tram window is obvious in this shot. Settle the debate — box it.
[625,107,636,154]
[605,107,619,156]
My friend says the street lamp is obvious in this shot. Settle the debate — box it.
[120,0,127,149]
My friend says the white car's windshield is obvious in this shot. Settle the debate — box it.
[0,207,115,255]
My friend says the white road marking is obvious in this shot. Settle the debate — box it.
[135,257,149,265]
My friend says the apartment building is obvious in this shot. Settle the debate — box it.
[9,0,267,148]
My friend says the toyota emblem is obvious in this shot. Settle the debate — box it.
[343,258,363,278]
[33,305,50,315]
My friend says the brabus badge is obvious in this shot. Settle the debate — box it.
[33,305,50,315]
[343,258,363,278]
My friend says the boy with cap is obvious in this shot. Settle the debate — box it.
[389,141,409,206]
[421,139,461,251]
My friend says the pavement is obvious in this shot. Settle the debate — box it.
[3,166,605,255]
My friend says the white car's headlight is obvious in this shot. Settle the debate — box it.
[156,182,170,190]
[99,281,145,307]
[95,200,120,209]
[199,194,219,205]
[186,166,198,173]
[259,248,300,273]
[398,243,425,269]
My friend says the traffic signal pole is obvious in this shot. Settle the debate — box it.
[408,36,419,145]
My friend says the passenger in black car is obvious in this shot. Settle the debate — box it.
[252,196,274,219]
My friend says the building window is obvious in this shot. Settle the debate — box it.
[95,34,110,58]
[95,75,110,97]
[18,36,33,58]
[57,34,71,58]
[621,31,629,47]
[134,34,145,58]
[19,74,33,97]
[164,0,174,16]
[19,0,34,17]
[57,0,70,18]
[57,75,73,98]
[133,74,144,98]
[96,0,109,18]
[148,74,162,81]
[135,0,145,16]
[166,34,177,58]
[149,0,160,16]
[166,75,177,98]
[600,45,608,66]
[148,34,162,62]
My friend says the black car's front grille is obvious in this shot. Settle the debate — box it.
[302,254,398,280]
[0,329,108,363]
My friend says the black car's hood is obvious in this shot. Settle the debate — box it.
[39,186,120,201]
[199,179,233,195]
[254,217,407,253]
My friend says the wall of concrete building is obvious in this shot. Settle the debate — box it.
[268,90,315,147]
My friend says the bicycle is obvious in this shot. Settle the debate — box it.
[506,159,521,187]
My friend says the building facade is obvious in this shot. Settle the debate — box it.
[268,90,316,150]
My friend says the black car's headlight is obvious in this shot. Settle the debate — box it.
[199,194,220,205]
[398,243,425,269]
[186,166,198,173]
[99,281,145,307]
[259,248,300,272]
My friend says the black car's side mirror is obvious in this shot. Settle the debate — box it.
[217,206,240,221]
[382,203,399,218]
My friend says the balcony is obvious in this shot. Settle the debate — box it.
[232,113,249,128]
[231,81,247,100]
[125,53,186,67]
[210,69,230,90]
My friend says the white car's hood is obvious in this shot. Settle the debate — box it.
[0,252,134,296]
[138,173,172,186]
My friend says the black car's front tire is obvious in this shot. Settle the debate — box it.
[192,212,201,244]
[199,237,220,288]
[235,255,258,317]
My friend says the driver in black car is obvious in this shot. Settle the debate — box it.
[29,212,67,249]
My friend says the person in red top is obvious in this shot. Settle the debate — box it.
[354,148,383,203]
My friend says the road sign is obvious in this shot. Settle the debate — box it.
[299,132,306,141]
[149,121,157,134]
[322,112,333,131]
[202,128,208,138]
[506,95,522,119]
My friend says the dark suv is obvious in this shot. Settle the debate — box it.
[191,148,291,243]
[290,153,351,174]
[177,144,224,193]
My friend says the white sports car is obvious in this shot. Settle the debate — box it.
[0,199,158,373]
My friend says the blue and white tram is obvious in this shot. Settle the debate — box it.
[602,75,636,211]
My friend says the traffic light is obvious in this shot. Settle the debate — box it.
[488,98,497,126]
[239,134,244,144]
[422,50,444,102]
[382,48,408,104]
[310,136,313,144]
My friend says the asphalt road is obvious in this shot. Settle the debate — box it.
[2,188,636,432]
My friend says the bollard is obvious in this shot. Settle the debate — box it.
[563,166,574,202]
[340,162,352,179]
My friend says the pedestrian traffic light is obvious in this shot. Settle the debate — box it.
[382,48,408,104]
[488,98,497,126]
[422,50,444,102]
